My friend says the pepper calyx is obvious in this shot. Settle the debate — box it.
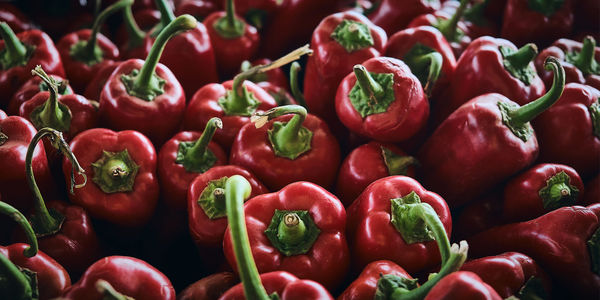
[30,208,65,238]
[121,69,166,102]
[349,65,395,118]
[198,177,230,219]
[91,149,139,193]
[0,22,34,70]
[381,147,419,176]
[268,121,312,160]
[565,36,600,76]
[500,44,538,86]
[374,274,419,300]
[538,171,579,210]
[29,66,72,132]
[390,191,435,244]
[69,40,104,66]
[264,209,320,256]
[331,19,374,53]
[498,100,535,142]
[402,43,443,96]
[218,85,260,116]
[516,276,548,300]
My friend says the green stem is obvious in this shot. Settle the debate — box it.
[156,0,176,25]
[0,249,34,300]
[184,117,222,164]
[0,22,27,65]
[95,280,134,300]
[213,187,226,212]
[225,175,271,300]
[30,65,71,132]
[84,0,133,60]
[504,43,538,70]
[572,36,599,76]
[464,0,490,26]
[252,105,306,142]
[354,64,385,102]
[277,213,307,246]
[507,57,565,125]
[411,51,443,97]
[122,4,146,48]
[212,0,245,39]
[437,0,469,42]
[289,62,307,108]
[0,202,37,257]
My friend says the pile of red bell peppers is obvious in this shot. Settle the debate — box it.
[0,0,598,299]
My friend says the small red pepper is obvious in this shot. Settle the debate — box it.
[424,271,502,300]
[219,175,334,299]
[418,57,564,207]
[503,163,585,222]
[303,11,387,125]
[535,36,600,91]
[436,36,545,126]
[532,83,600,179]
[56,0,131,93]
[62,128,159,228]
[7,72,72,116]
[0,23,65,107]
[0,201,71,300]
[366,0,440,36]
[158,117,227,211]
[231,105,341,191]
[468,206,600,298]
[336,141,418,206]
[501,0,574,47]
[335,57,429,142]
[461,252,551,298]
[347,175,451,273]
[188,165,268,249]
[203,0,260,79]
[99,15,195,145]
[178,272,238,300]
[61,256,176,300]
[223,180,349,289]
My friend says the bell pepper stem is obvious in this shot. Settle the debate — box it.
[26,128,86,236]
[289,62,307,108]
[0,249,34,300]
[83,0,133,59]
[184,117,222,164]
[572,36,598,75]
[507,56,565,125]
[122,4,146,48]
[412,52,443,96]
[0,22,27,63]
[0,202,38,257]
[131,15,197,95]
[96,280,134,300]
[213,188,226,212]
[0,131,7,146]
[503,43,538,70]
[354,64,384,104]
[213,0,245,38]
[30,66,68,131]
[252,105,306,141]
[437,0,469,42]
[277,213,307,246]
[225,175,271,300]
[156,0,176,25]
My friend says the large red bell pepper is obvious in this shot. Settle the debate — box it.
[7,73,72,116]
[335,57,429,142]
[0,24,65,108]
[62,128,159,227]
[534,37,600,91]
[503,163,584,222]
[231,105,340,190]
[424,271,502,300]
[61,256,176,300]
[366,0,440,35]
[56,0,131,93]
[418,57,565,207]
[501,0,573,47]
[461,252,551,298]
[204,0,259,79]
[178,272,238,300]
[223,180,349,289]
[158,117,227,211]
[303,11,386,124]
[219,175,334,299]
[533,83,600,179]
[468,206,600,298]
[347,175,451,273]
[336,141,418,206]
[99,15,194,146]
[188,165,268,249]
[437,36,545,125]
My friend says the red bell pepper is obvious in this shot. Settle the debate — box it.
[231,105,341,190]
[0,116,54,213]
[99,15,195,146]
[468,206,600,298]
[158,117,227,211]
[62,256,176,300]
[383,25,456,98]
[303,11,386,124]
[436,36,546,125]
[0,24,65,108]
[418,57,565,207]
[584,175,600,206]
[335,57,429,142]
[0,200,71,300]
[19,66,99,143]
[503,163,585,222]
[535,36,600,91]
[7,72,72,116]
[175,0,219,22]
[424,271,502,300]
[56,0,131,93]
[532,83,600,179]
[151,0,218,97]
[408,0,472,58]
[336,141,418,206]
[338,260,414,300]
[366,0,440,36]
[184,46,310,149]
[188,165,268,248]
[501,0,574,47]
[347,175,451,273]
[0,3,34,33]
[219,175,334,299]
[461,252,551,298]
[62,128,159,227]
[178,272,238,300]
[223,179,349,289]
[204,0,260,79]
[83,60,121,101]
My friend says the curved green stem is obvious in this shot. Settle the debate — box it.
[26,128,86,236]
[504,43,538,70]
[187,117,222,161]
[409,51,443,97]
[156,0,176,25]
[437,0,469,42]
[214,0,245,39]
[354,64,384,101]
[122,4,146,49]
[177,117,222,172]
[0,202,37,257]
[0,22,29,70]
[571,36,599,76]
[30,65,71,132]
[225,175,271,300]
[289,62,307,108]
[0,250,34,300]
